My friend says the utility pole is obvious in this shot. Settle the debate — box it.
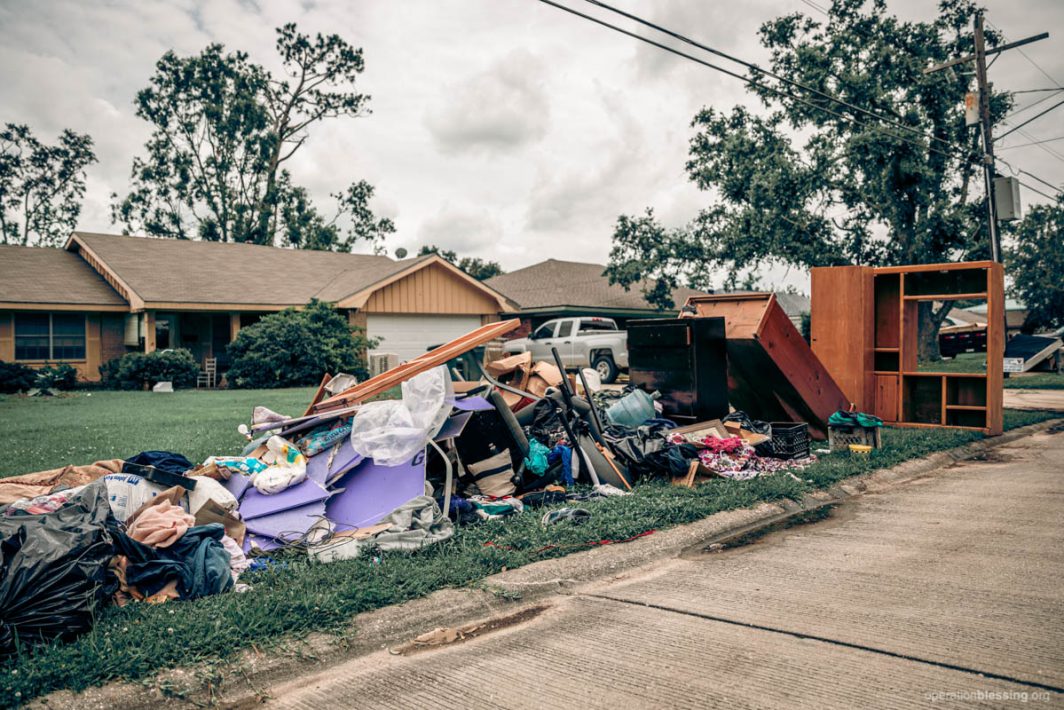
[924,20,1048,264]
[973,13,1000,263]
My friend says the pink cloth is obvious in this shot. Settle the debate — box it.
[127,501,195,548]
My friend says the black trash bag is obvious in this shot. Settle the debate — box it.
[601,422,672,480]
[0,480,116,657]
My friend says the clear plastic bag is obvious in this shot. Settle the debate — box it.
[350,366,453,466]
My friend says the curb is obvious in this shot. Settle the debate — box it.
[32,417,1062,710]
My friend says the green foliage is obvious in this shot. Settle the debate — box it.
[418,244,504,280]
[607,0,1006,309]
[227,299,374,388]
[0,361,37,394]
[100,349,199,390]
[0,123,97,247]
[35,363,78,391]
[0,391,1053,704]
[1008,196,1064,332]
[112,24,394,252]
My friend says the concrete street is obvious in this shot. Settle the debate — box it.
[266,427,1064,709]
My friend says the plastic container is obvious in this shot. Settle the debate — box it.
[757,422,810,460]
[605,389,660,428]
[849,444,872,455]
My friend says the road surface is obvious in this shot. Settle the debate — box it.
[266,427,1064,709]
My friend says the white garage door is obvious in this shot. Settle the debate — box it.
[367,314,484,362]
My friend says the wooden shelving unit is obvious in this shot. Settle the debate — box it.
[810,261,1004,435]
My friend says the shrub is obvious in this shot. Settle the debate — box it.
[0,361,37,394]
[99,349,200,389]
[35,363,79,391]
[227,299,376,389]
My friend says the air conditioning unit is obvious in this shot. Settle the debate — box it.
[368,352,399,377]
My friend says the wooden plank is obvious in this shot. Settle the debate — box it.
[985,262,1005,435]
[874,260,996,274]
[874,374,898,422]
[810,266,873,411]
[301,373,332,417]
[311,319,521,412]
[684,294,769,339]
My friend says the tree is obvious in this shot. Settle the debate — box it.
[0,124,97,247]
[606,0,1007,360]
[418,244,504,280]
[112,24,394,252]
[1009,197,1064,332]
[226,299,376,388]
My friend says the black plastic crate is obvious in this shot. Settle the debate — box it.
[757,422,810,460]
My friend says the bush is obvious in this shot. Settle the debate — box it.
[0,361,37,394]
[35,363,79,391]
[227,299,376,389]
[99,349,200,390]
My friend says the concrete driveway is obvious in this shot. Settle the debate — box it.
[266,427,1064,709]
[1004,388,1064,411]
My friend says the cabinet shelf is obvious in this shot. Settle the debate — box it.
[902,292,986,301]
[946,404,986,411]
[874,347,899,353]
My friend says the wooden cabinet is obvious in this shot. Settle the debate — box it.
[812,261,1004,435]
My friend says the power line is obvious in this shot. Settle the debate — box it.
[987,19,1062,89]
[580,0,960,151]
[1010,87,1064,94]
[1017,128,1064,163]
[997,97,1064,141]
[997,135,1064,150]
[536,0,962,163]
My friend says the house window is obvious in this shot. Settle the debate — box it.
[14,313,86,361]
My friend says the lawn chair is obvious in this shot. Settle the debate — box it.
[197,358,217,389]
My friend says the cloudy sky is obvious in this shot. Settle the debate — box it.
[2,0,1062,290]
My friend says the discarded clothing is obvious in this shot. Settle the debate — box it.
[523,439,551,475]
[4,486,86,516]
[0,458,122,505]
[111,523,234,601]
[829,409,883,428]
[0,480,116,657]
[541,507,590,526]
[220,534,250,582]
[127,500,195,548]
[371,495,454,551]
[468,495,524,520]
[123,450,194,477]
[208,456,268,477]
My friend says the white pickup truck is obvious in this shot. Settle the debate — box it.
[501,316,628,383]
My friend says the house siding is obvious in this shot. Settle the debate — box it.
[363,262,499,315]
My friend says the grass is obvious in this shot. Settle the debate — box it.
[0,390,1057,705]
[1005,371,1064,390]
[1,388,317,478]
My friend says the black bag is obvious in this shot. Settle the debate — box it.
[0,481,116,657]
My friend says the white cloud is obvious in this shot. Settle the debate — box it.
[424,49,550,155]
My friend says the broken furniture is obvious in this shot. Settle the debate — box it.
[685,294,848,440]
[810,261,1004,435]
[627,316,729,425]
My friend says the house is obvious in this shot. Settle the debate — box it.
[0,233,515,380]
[485,258,706,334]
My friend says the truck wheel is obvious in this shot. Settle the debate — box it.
[592,355,619,384]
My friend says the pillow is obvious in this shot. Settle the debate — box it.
[466,450,517,497]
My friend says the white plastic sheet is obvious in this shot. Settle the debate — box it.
[349,366,453,466]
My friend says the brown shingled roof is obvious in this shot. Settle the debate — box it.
[68,232,422,308]
[0,245,127,308]
[486,258,703,312]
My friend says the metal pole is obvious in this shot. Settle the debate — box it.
[974,12,1001,263]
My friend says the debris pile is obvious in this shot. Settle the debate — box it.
[0,316,867,657]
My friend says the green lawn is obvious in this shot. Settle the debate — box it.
[1,388,316,478]
[1005,371,1064,390]
[0,389,1057,705]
